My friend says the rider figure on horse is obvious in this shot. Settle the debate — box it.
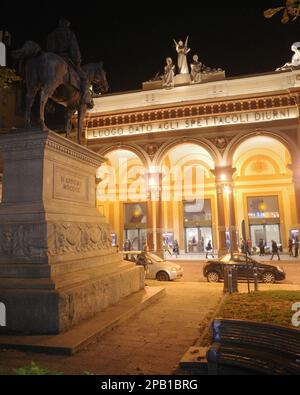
[46,18,89,103]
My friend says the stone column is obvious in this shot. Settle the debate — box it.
[146,171,163,257]
[289,163,300,226]
[215,183,227,256]
[146,199,155,251]
[155,182,164,258]
[227,183,238,253]
[212,167,238,256]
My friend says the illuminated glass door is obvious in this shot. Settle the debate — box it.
[124,203,147,251]
[250,224,281,249]
[124,229,147,251]
[185,227,213,253]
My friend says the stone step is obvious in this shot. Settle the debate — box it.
[0,277,56,290]
[0,286,165,355]
[0,264,51,279]
[0,251,122,279]
[54,261,136,291]
[0,261,136,290]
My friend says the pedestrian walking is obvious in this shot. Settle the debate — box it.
[173,240,179,258]
[247,238,252,256]
[258,238,265,256]
[163,242,172,257]
[288,238,294,257]
[270,240,280,261]
[143,241,149,252]
[205,240,214,259]
[240,238,245,253]
[295,236,299,258]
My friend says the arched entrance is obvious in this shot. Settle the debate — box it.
[231,135,295,251]
[157,142,217,255]
[97,148,147,250]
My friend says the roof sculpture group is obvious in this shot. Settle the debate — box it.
[147,37,300,90]
[147,36,225,89]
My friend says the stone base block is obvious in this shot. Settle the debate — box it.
[175,74,191,86]
[201,71,226,83]
[0,286,166,355]
[0,262,144,334]
[142,80,163,90]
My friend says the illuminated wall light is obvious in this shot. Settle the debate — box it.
[223,185,232,195]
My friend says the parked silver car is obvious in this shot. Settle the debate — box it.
[123,251,184,281]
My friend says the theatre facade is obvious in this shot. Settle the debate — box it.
[84,70,300,256]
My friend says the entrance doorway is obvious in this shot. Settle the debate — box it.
[123,202,147,251]
[250,224,281,249]
[124,229,147,251]
[185,227,213,253]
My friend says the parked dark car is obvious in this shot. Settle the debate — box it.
[203,253,286,284]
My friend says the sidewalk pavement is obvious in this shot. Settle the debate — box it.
[168,253,300,262]
[0,282,224,375]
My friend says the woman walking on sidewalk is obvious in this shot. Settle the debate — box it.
[173,240,179,258]
[205,240,214,259]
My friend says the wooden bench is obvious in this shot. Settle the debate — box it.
[206,319,300,375]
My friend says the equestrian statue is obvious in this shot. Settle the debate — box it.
[11,18,109,143]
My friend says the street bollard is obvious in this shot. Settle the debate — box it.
[253,266,258,292]
[228,267,233,294]
[223,265,238,294]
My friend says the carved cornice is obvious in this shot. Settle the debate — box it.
[46,139,105,168]
[0,129,106,168]
[84,92,300,131]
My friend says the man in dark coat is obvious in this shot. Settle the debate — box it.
[288,237,294,257]
[270,240,280,261]
[258,238,265,256]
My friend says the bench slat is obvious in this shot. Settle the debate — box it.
[207,319,300,375]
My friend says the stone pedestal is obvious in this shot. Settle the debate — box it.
[201,71,226,83]
[0,129,144,334]
[142,80,163,90]
[174,74,191,86]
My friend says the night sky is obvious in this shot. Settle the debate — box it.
[1,1,300,93]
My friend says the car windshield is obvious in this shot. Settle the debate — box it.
[146,253,165,262]
[219,254,258,265]
[220,254,232,263]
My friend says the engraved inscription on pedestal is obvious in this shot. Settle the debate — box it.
[53,166,89,204]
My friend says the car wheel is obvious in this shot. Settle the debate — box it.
[207,271,220,283]
[262,272,276,284]
[156,271,170,282]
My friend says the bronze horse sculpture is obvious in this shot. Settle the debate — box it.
[11,41,109,142]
